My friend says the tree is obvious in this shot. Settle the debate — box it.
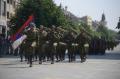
[116,17,120,34]
[9,0,68,34]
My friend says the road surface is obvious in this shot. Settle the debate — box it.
[0,44,120,79]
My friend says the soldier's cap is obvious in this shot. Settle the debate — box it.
[51,25,56,28]
[39,25,44,29]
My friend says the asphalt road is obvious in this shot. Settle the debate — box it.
[0,44,120,79]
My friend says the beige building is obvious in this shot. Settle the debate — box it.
[0,0,20,38]
[80,16,92,26]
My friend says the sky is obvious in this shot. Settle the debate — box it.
[54,0,120,31]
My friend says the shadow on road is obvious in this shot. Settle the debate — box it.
[0,63,17,65]
[87,52,120,60]
[7,67,29,68]
[0,55,19,58]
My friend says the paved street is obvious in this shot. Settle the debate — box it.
[0,45,120,79]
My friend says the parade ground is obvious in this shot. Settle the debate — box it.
[0,44,120,79]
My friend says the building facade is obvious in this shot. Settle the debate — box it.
[80,16,92,26]
[92,20,100,31]
[63,6,79,23]
[0,0,20,38]
[100,13,107,26]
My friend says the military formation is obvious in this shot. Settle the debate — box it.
[18,25,119,67]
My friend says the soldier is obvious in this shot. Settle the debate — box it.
[46,25,58,64]
[19,40,25,62]
[76,31,90,63]
[64,31,76,62]
[89,38,95,55]
[37,25,47,64]
[92,37,99,55]
[24,29,36,67]
[0,34,2,57]
[55,27,67,62]
[99,38,106,55]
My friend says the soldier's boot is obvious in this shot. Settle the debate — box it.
[29,55,33,67]
[39,61,42,64]
[68,54,71,62]
[68,58,70,62]
[35,56,37,61]
[20,59,23,62]
[43,56,46,62]
[20,56,23,62]
[27,57,30,64]
[39,57,42,64]
[56,55,59,62]
[47,58,50,61]
[51,58,54,64]
[39,55,42,64]
[29,64,32,67]
[51,61,54,64]
[81,55,86,63]
[80,55,84,63]
[81,58,84,63]
[25,55,27,61]
[51,56,54,64]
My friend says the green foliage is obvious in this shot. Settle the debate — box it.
[10,0,68,34]
[9,0,117,41]
[97,25,117,40]
[97,25,109,38]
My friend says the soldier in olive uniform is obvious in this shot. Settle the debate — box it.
[55,27,67,62]
[64,31,76,62]
[46,25,58,64]
[24,29,36,67]
[19,40,25,62]
[99,38,106,55]
[36,25,47,64]
[76,31,90,63]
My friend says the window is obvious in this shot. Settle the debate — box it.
[0,0,1,15]
[7,0,9,4]
[2,27,5,35]
[10,13,12,18]
[2,1,6,16]
[7,12,9,18]
[13,1,16,8]
[10,0,12,4]
[0,26,2,34]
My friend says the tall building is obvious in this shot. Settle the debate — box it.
[100,13,107,26]
[0,0,20,38]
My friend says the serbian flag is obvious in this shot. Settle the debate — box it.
[11,15,34,41]
[12,35,27,50]
[11,15,34,50]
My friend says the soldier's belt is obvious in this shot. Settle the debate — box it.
[53,43,58,46]
[72,43,79,46]
[59,42,67,45]
[84,44,89,47]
